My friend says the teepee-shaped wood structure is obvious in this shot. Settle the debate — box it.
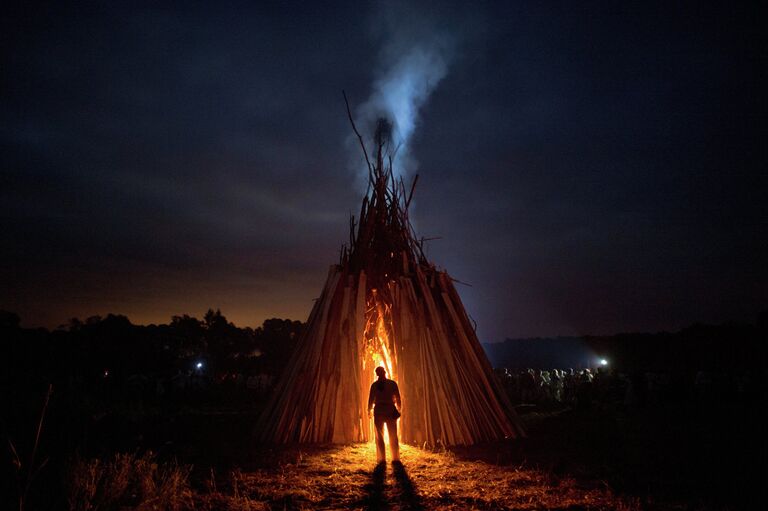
[256,106,524,447]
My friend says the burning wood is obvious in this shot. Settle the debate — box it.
[256,98,524,446]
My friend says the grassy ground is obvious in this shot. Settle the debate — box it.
[194,443,638,510]
[57,402,764,510]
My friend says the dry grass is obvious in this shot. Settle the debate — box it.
[67,451,193,511]
[195,443,641,510]
[66,444,640,510]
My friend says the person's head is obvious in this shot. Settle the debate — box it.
[375,366,386,379]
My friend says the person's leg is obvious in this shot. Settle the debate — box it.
[386,418,400,461]
[374,415,386,463]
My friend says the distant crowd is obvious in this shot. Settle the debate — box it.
[494,367,764,409]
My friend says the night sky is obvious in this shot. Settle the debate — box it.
[2,1,766,340]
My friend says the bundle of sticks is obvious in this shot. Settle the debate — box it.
[255,99,524,446]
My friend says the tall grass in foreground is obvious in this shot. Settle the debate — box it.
[67,452,193,511]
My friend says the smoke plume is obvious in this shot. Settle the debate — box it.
[352,4,456,179]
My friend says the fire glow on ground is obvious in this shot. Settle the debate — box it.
[196,443,637,510]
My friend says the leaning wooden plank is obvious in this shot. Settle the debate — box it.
[255,120,528,447]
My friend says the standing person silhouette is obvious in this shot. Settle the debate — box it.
[367,366,401,463]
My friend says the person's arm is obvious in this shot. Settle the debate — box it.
[393,382,402,410]
[367,384,375,415]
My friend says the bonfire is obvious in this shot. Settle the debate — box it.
[256,95,524,446]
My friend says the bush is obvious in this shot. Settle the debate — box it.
[67,451,192,511]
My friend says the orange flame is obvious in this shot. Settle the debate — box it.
[363,292,398,445]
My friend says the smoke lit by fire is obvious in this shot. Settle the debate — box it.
[352,4,455,179]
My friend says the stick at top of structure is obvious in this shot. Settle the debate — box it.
[255,94,525,446]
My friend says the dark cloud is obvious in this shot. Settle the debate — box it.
[2,1,766,339]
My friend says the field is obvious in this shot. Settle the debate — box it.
[59,401,762,510]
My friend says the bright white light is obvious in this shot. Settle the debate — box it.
[600,359,608,366]
[196,362,203,369]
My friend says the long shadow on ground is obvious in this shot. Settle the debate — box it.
[364,461,388,511]
[391,460,424,510]
[82,402,765,509]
